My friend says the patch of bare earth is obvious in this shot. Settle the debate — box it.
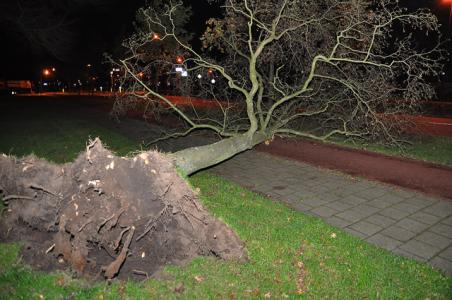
[0,139,247,280]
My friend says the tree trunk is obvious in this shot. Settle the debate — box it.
[171,132,267,175]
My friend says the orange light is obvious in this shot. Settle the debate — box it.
[176,56,184,64]
[138,72,144,77]
[43,69,50,76]
[441,0,452,4]
[207,69,213,74]
[152,33,161,40]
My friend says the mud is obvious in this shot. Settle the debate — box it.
[0,139,247,280]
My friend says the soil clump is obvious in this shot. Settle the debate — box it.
[0,139,247,280]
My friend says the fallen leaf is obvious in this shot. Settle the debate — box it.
[330,232,337,238]
[264,291,272,298]
[194,275,205,283]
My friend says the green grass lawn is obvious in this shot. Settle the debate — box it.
[1,97,451,298]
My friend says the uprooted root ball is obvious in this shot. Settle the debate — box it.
[0,138,247,280]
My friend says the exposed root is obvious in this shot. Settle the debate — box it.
[97,214,116,233]
[132,269,149,278]
[114,227,131,250]
[2,194,35,202]
[29,183,59,197]
[102,227,135,279]
[136,204,169,242]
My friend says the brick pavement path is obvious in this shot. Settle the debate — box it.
[209,150,452,276]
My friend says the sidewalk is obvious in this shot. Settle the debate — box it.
[209,150,452,276]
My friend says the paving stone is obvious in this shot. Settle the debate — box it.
[391,202,423,214]
[416,231,452,250]
[376,193,406,205]
[299,196,331,207]
[395,218,430,234]
[391,188,417,199]
[325,216,352,228]
[317,192,341,203]
[343,227,368,239]
[429,257,452,277]
[422,202,452,218]
[441,215,452,226]
[284,193,303,203]
[438,246,452,261]
[399,240,440,260]
[367,198,396,209]
[366,234,403,251]
[404,197,436,209]
[311,206,339,218]
[336,210,369,223]
[331,187,360,197]
[353,204,380,216]
[392,247,426,262]
[366,214,397,228]
[341,195,369,205]
[288,202,313,212]
[325,201,354,212]
[272,187,297,197]
[379,207,411,220]
[409,211,443,225]
[349,221,383,236]
[430,224,452,239]
[355,186,389,200]
[380,226,417,242]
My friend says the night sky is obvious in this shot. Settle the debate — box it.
[0,0,450,81]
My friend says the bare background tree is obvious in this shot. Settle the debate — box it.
[115,0,446,175]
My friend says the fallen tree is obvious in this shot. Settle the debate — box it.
[113,0,446,175]
[0,139,247,279]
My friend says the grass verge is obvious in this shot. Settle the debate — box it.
[329,135,452,166]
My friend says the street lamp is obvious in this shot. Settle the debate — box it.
[152,32,161,40]
[41,68,55,93]
[176,56,184,64]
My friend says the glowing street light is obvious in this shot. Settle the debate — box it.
[176,56,184,64]
[43,69,50,76]
[152,32,161,40]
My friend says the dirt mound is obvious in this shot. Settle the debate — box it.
[0,139,247,280]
